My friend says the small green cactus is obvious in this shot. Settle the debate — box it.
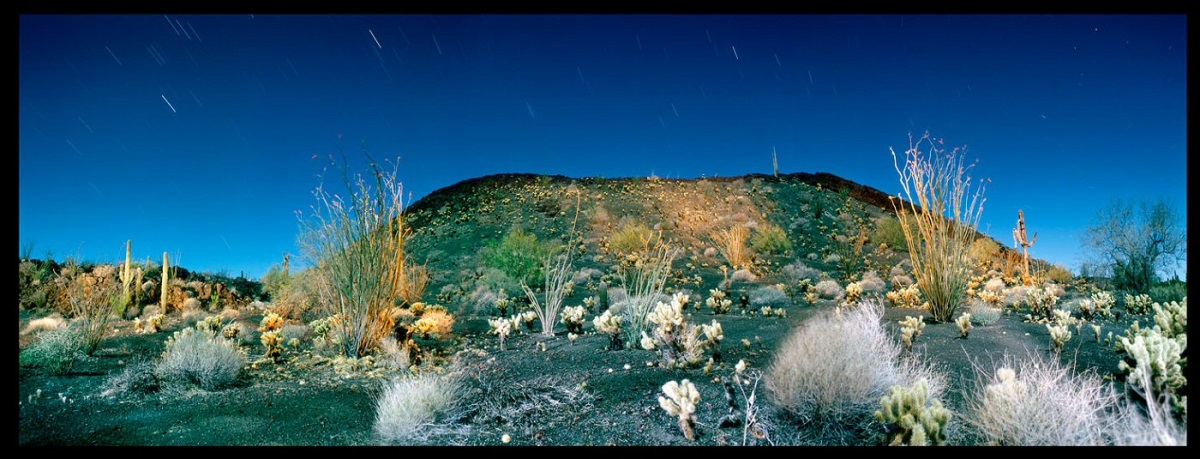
[874,378,950,446]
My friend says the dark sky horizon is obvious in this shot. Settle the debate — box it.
[19,14,1187,281]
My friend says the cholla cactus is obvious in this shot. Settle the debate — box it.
[1091,324,1102,343]
[592,309,624,350]
[258,312,284,333]
[260,329,284,360]
[488,316,516,351]
[1076,298,1097,320]
[494,290,512,316]
[1124,293,1153,315]
[955,313,973,338]
[803,291,819,306]
[582,295,598,312]
[1023,286,1059,321]
[673,292,691,311]
[707,288,732,314]
[1119,332,1187,413]
[644,296,717,368]
[976,289,1004,308]
[842,282,864,307]
[1151,298,1187,339]
[519,310,538,332]
[560,305,587,334]
[874,379,950,446]
[1046,323,1072,353]
[659,379,701,441]
[887,284,925,309]
[899,316,925,349]
[135,313,166,334]
[1091,291,1115,318]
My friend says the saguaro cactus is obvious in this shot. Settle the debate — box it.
[1012,210,1037,284]
[161,252,170,314]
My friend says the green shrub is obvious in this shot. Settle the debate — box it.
[1044,263,1074,285]
[608,220,655,255]
[873,216,907,251]
[260,263,290,302]
[750,222,792,256]
[481,228,554,287]
[155,327,247,391]
[1149,280,1187,304]
[19,326,84,376]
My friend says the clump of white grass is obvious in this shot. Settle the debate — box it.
[373,370,468,445]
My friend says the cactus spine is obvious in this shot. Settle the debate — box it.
[1012,210,1037,285]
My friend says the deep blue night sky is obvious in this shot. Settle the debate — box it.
[19,14,1187,281]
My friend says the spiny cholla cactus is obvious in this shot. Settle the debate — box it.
[261,329,284,360]
[672,291,691,311]
[134,313,165,334]
[956,313,973,338]
[874,378,950,446]
[1151,298,1187,339]
[519,310,538,332]
[592,309,624,350]
[643,295,720,368]
[488,316,518,351]
[494,290,512,316]
[842,282,864,307]
[887,284,926,309]
[560,305,587,334]
[258,312,284,333]
[706,288,732,314]
[582,295,598,312]
[1046,323,1072,353]
[1118,332,1186,414]
[976,289,1004,309]
[1090,291,1115,319]
[1124,293,1153,315]
[803,291,819,306]
[1023,285,1059,321]
[899,316,925,349]
[659,379,701,441]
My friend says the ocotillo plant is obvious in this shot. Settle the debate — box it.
[1012,209,1037,284]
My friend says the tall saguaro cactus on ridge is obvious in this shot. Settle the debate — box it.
[1012,209,1037,284]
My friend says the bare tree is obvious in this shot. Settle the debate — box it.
[1082,198,1186,294]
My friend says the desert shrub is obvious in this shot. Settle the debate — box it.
[373,371,467,445]
[750,222,792,256]
[260,263,290,302]
[813,279,844,301]
[782,261,823,284]
[608,220,655,255]
[749,286,790,310]
[713,225,752,269]
[482,228,553,287]
[730,268,757,283]
[969,237,1002,271]
[1149,280,1188,304]
[1044,263,1074,285]
[412,306,456,340]
[890,132,987,323]
[983,277,1006,293]
[100,357,159,396]
[858,271,887,295]
[19,326,84,376]
[966,300,1001,325]
[270,268,320,320]
[873,216,908,251]
[765,300,945,437]
[155,327,247,391]
[964,355,1124,445]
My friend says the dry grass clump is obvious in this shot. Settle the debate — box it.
[713,225,752,269]
[373,370,468,444]
[765,300,944,440]
[155,327,247,391]
[963,354,1125,445]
